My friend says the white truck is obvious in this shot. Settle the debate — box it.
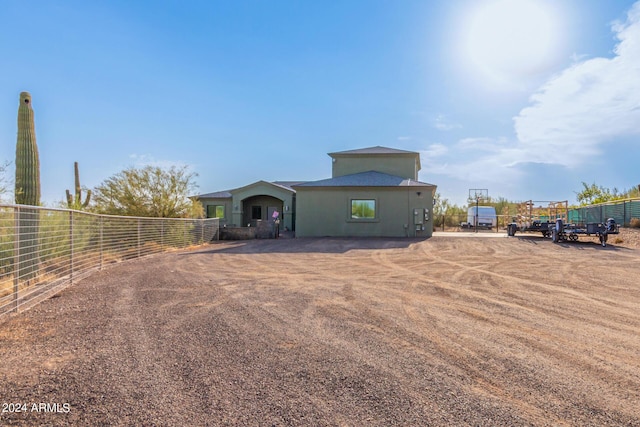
[462,206,497,230]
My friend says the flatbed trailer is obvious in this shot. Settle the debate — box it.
[507,220,553,237]
[507,200,569,238]
[551,219,619,247]
[508,218,620,247]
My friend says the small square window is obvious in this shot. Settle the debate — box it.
[207,205,225,219]
[351,199,375,219]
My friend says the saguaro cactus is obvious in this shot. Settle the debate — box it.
[14,91,41,282]
[15,92,41,206]
[66,162,91,209]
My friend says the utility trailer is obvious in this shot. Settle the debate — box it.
[506,201,568,238]
[550,218,619,247]
[508,218,620,247]
[506,200,621,247]
[507,220,553,237]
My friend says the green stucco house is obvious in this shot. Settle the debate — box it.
[195,180,299,232]
[293,147,436,237]
[195,146,437,238]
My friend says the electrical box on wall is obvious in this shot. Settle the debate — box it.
[413,208,423,225]
[424,208,429,222]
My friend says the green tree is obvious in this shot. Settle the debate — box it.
[433,193,468,227]
[433,192,450,218]
[627,185,640,199]
[614,184,640,200]
[575,182,615,206]
[91,165,203,218]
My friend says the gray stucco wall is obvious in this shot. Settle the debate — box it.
[198,182,296,231]
[295,186,434,237]
[201,198,232,226]
[231,183,295,231]
[331,154,419,180]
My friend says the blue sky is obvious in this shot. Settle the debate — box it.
[2,0,639,206]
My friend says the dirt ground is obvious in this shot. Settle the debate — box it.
[1,232,639,426]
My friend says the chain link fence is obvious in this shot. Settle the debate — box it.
[568,199,640,226]
[0,205,219,318]
[434,199,640,232]
[433,214,511,232]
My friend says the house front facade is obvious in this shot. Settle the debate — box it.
[196,181,298,232]
[195,146,437,238]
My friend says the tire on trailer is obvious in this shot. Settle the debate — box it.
[600,234,608,247]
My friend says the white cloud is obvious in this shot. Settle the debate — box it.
[513,1,640,167]
[424,2,640,203]
[433,114,462,131]
[456,137,510,151]
[421,143,449,158]
[570,52,590,63]
[424,138,521,182]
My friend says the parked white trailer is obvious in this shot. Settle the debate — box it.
[462,206,497,229]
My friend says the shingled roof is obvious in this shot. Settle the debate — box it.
[293,171,435,188]
[194,190,232,199]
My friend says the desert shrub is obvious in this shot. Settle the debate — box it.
[630,218,640,228]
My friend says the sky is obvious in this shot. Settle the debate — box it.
[1,0,639,206]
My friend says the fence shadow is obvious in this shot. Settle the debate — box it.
[1,204,219,319]
[181,236,428,255]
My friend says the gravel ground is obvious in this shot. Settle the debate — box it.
[1,234,639,426]
[613,227,640,249]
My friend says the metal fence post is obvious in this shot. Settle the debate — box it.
[137,218,141,258]
[100,216,104,270]
[1,208,243,320]
[13,206,20,313]
[69,210,74,285]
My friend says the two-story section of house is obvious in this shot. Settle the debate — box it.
[293,146,436,237]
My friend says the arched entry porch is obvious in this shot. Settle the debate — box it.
[242,195,284,227]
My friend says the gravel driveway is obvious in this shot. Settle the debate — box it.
[1,236,639,426]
